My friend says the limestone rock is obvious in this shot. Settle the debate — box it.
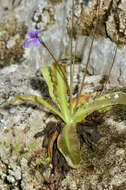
[0,15,27,67]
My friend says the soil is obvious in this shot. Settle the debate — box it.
[34,121,70,190]
[33,110,105,190]
[0,86,126,190]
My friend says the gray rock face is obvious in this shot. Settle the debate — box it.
[14,0,126,85]
[1,0,126,85]
[80,37,126,85]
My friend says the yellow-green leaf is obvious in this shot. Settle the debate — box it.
[41,66,58,105]
[73,91,126,124]
[2,95,64,121]
[57,124,80,168]
[51,63,70,123]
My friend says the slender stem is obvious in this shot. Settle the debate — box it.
[108,46,117,79]
[39,40,57,62]
[99,45,118,96]
[39,38,70,95]
[70,0,74,115]
[73,0,100,113]
[78,35,95,94]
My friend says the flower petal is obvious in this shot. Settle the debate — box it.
[28,30,35,38]
[35,29,40,37]
[24,39,32,48]
[32,38,40,47]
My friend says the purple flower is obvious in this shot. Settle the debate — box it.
[24,29,41,48]
[83,0,90,4]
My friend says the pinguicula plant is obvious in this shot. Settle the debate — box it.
[2,0,126,169]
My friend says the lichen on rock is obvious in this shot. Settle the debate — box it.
[67,0,126,47]
[0,14,27,67]
[106,5,126,45]
[67,0,112,38]
[32,2,55,31]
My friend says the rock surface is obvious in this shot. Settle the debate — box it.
[0,0,126,190]
[0,14,27,67]
[0,0,126,84]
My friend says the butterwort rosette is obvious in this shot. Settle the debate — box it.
[24,29,41,48]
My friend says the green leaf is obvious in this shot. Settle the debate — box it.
[41,66,58,105]
[40,157,51,166]
[13,143,20,151]
[36,96,64,120]
[57,124,80,168]
[28,143,36,150]
[4,95,64,121]
[72,93,91,109]
[51,63,71,123]
[73,91,126,124]
[83,4,86,9]
[20,152,28,158]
